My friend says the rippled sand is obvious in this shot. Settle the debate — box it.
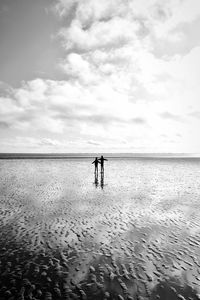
[1,158,200,299]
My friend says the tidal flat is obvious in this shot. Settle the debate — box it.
[0,158,200,300]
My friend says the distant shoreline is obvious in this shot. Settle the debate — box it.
[0,153,199,159]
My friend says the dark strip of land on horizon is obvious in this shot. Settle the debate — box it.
[0,153,199,159]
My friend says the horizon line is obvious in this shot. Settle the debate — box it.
[0,152,200,159]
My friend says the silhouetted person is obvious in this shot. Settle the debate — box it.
[92,157,99,178]
[98,155,108,174]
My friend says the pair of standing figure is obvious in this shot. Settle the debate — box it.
[92,155,108,177]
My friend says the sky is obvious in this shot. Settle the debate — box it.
[0,0,200,153]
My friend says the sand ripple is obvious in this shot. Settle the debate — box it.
[1,158,200,299]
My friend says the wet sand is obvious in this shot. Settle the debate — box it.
[0,158,200,299]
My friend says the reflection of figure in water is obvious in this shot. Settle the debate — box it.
[98,155,108,174]
[92,157,99,186]
[100,170,104,189]
[94,177,98,187]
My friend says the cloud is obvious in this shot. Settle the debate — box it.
[56,0,200,43]
[159,112,183,122]
[55,0,129,22]
[131,117,147,124]
[61,52,100,84]
[87,140,102,146]
[39,138,63,146]
[0,121,10,128]
[55,0,200,112]
[188,111,200,119]
[53,0,78,18]
[59,16,140,52]
[1,0,200,153]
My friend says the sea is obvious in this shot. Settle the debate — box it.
[0,154,200,299]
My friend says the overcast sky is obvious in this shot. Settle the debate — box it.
[0,0,200,153]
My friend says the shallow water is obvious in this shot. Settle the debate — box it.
[0,158,200,299]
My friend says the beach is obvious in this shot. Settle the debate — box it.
[0,157,200,299]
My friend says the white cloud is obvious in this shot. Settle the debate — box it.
[61,52,100,84]
[1,0,200,153]
[53,0,78,18]
[59,16,140,52]
[1,41,200,152]
[56,0,200,42]
[76,0,128,26]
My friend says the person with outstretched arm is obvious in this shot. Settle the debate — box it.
[98,155,108,173]
[92,157,99,177]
